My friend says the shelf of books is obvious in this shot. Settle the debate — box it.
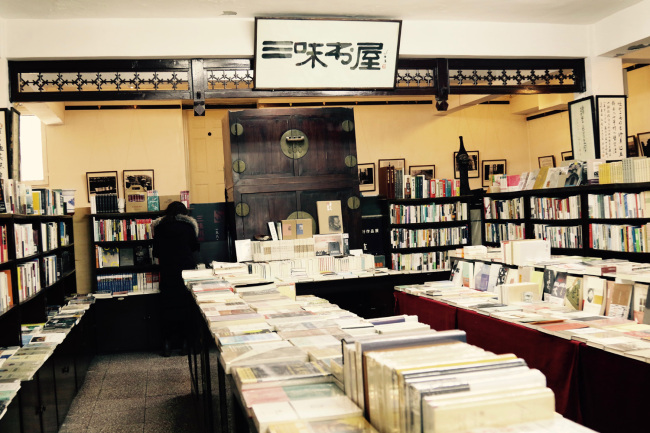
[381,180,472,271]
[482,171,650,259]
[90,211,162,296]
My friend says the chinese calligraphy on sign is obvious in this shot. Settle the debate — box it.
[568,97,597,161]
[255,18,401,89]
[597,96,627,160]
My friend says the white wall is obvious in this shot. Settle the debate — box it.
[6,17,592,60]
[592,0,650,56]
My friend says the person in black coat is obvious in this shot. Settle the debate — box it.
[152,201,199,356]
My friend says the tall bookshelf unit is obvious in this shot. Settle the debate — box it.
[0,213,77,348]
[383,196,472,271]
[89,211,165,353]
[481,182,650,260]
[90,211,162,294]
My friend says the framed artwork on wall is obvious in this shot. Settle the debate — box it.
[453,151,479,179]
[123,169,155,196]
[409,165,435,180]
[378,158,405,170]
[638,132,650,156]
[482,159,507,187]
[358,163,375,192]
[568,96,598,160]
[86,171,118,201]
[538,155,556,168]
[627,135,641,157]
[561,151,574,161]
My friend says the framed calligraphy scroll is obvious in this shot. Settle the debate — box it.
[596,95,627,160]
[254,17,401,90]
[568,96,598,161]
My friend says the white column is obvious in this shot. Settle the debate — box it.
[576,56,625,99]
[0,18,9,108]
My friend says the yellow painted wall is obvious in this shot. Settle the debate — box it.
[627,66,650,137]
[45,108,187,293]
[525,111,572,168]
[354,103,531,191]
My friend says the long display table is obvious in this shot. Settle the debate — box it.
[394,290,649,433]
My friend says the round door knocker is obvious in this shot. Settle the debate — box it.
[235,202,250,217]
[232,159,246,173]
[345,155,358,168]
[280,129,309,159]
[347,196,361,210]
[230,123,244,136]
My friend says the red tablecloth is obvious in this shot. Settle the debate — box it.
[577,344,649,432]
[394,291,457,331]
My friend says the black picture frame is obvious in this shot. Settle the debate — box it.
[638,132,650,157]
[86,171,118,201]
[409,165,435,180]
[378,158,405,170]
[482,159,507,187]
[568,96,598,160]
[123,169,155,196]
[561,151,574,161]
[453,151,479,179]
[596,95,628,160]
[627,135,641,158]
[358,163,376,192]
[538,155,556,168]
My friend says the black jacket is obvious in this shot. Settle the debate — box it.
[152,214,200,271]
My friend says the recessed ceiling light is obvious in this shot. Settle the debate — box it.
[222,11,237,16]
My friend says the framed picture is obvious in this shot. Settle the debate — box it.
[561,151,574,161]
[123,169,154,195]
[409,165,435,180]
[482,159,507,187]
[86,171,118,201]
[638,132,650,157]
[378,158,405,170]
[627,135,641,158]
[358,163,376,192]
[453,151,479,179]
[596,95,627,160]
[538,155,556,168]
[568,96,598,160]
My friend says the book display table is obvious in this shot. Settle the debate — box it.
[395,291,650,433]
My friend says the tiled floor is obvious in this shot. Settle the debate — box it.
[59,351,201,433]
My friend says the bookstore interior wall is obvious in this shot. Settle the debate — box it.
[37,66,650,294]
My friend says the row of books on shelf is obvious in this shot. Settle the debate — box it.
[92,217,154,242]
[587,191,650,219]
[0,180,73,215]
[488,157,650,194]
[390,226,469,249]
[236,234,351,263]
[379,166,461,199]
[0,269,12,313]
[589,223,650,253]
[42,255,60,287]
[16,260,40,303]
[483,196,525,220]
[534,224,583,249]
[0,294,94,384]
[180,269,593,433]
[95,245,155,268]
[483,222,525,244]
[390,251,450,272]
[530,195,581,220]
[389,202,468,224]
[95,272,160,296]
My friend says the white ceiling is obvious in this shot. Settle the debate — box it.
[0,0,643,24]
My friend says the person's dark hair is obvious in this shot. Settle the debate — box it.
[165,201,189,218]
